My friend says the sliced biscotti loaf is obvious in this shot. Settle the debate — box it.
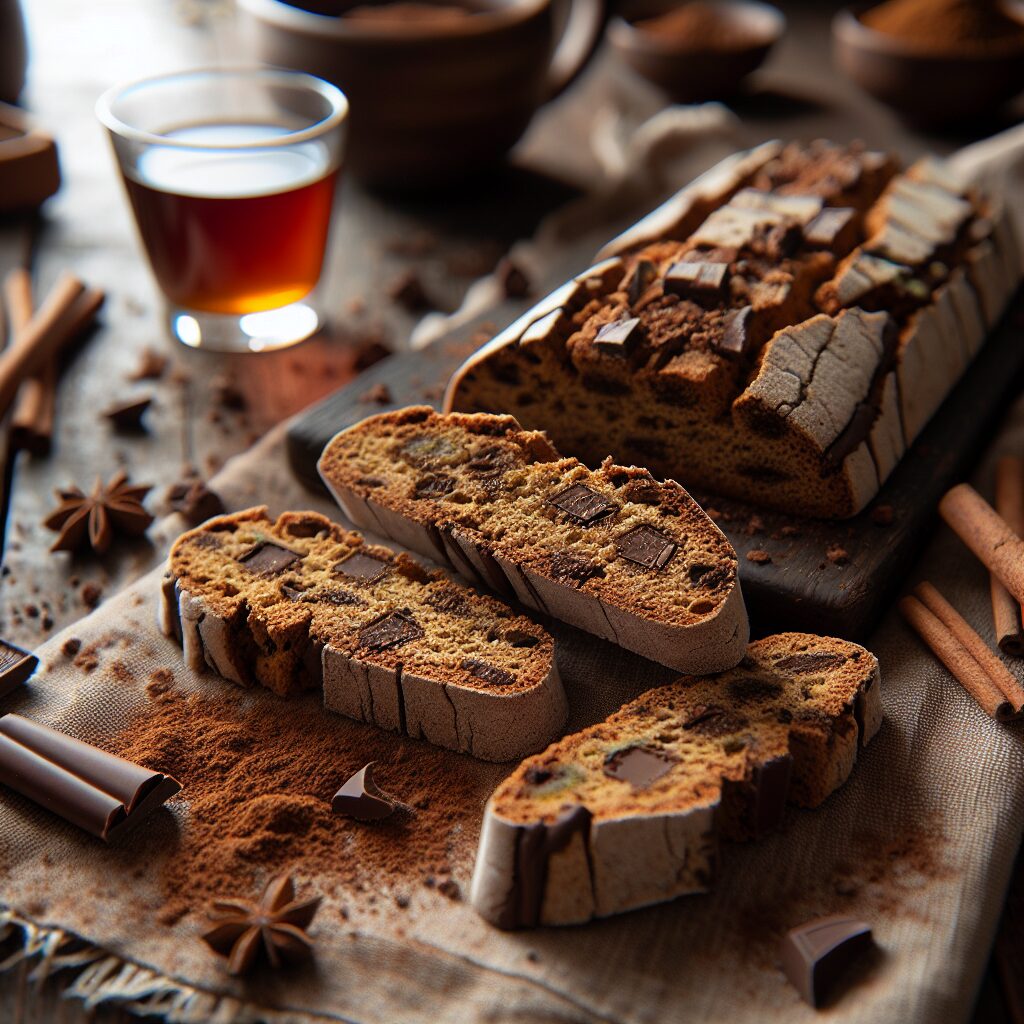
[470,632,881,928]
[447,146,1018,519]
[318,407,749,675]
[159,507,566,762]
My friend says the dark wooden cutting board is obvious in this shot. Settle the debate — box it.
[288,289,1024,641]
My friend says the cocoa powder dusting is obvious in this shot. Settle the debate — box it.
[105,684,496,926]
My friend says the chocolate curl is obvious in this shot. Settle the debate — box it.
[939,483,1024,607]
[899,594,1014,721]
[990,456,1024,656]
[0,714,181,841]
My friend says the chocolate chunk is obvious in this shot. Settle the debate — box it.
[753,754,793,835]
[317,588,364,606]
[414,473,455,498]
[548,483,618,525]
[461,658,515,687]
[603,746,672,787]
[664,261,729,303]
[727,676,783,702]
[627,259,657,305]
[775,652,847,673]
[524,766,553,786]
[503,629,540,647]
[803,207,858,252]
[238,542,300,576]
[780,915,873,1007]
[713,305,755,358]
[617,525,677,570]
[359,611,422,651]
[166,479,225,525]
[331,763,396,821]
[0,640,36,698]
[548,553,603,587]
[766,222,803,259]
[594,317,642,356]
[683,705,748,737]
[0,714,180,842]
[334,551,389,582]
[103,396,151,432]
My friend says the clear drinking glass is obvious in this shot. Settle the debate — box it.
[97,68,348,353]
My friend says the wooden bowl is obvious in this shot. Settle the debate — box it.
[608,0,784,103]
[833,4,1024,125]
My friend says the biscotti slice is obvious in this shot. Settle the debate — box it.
[160,507,567,762]
[318,407,749,676]
[470,632,881,928]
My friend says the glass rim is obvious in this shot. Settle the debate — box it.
[95,66,349,150]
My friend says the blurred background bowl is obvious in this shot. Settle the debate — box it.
[833,3,1024,125]
[608,0,784,103]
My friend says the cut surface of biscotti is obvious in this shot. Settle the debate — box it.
[470,632,881,928]
[160,507,566,762]
[318,407,749,676]
[447,143,1020,519]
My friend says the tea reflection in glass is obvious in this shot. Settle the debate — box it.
[98,70,348,353]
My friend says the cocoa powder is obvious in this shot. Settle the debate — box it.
[106,681,498,925]
[862,0,1024,52]
[634,2,762,51]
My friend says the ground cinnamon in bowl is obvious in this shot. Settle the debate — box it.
[633,1,764,50]
[861,0,1024,53]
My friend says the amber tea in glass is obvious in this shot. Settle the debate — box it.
[98,69,348,352]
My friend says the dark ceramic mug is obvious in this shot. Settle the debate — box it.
[238,0,606,188]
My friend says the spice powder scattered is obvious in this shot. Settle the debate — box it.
[107,680,500,926]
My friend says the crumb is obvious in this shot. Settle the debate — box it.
[24,603,38,619]
[128,348,168,381]
[352,333,392,371]
[871,504,894,526]
[103,395,152,432]
[211,376,246,411]
[526,950,540,963]
[41,614,53,631]
[61,637,82,658]
[744,515,765,536]
[81,583,103,609]
[746,549,772,565]
[705,507,722,522]
[437,879,461,901]
[826,544,850,566]
[395,893,410,909]
[388,270,435,313]
[495,257,531,299]
[359,383,392,405]
[778,524,800,538]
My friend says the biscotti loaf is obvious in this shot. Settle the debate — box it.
[159,507,567,762]
[446,142,1020,518]
[470,632,881,928]
[318,407,749,675]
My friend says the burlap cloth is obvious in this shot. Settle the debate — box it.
[3,119,1024,1024]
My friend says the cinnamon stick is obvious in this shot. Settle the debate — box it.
[4,269,57,455]
[899,594,1014,721]
[915,581,1024,716]
[939,483,1024,607]
[0,272,102,422]
[990,456,1024,656]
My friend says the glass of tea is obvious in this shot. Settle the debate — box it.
[97,68,347,352]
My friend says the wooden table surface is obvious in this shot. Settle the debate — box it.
[0,0,1020,1021]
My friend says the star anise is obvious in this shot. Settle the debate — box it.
[201,874,321,976]
[43,471,153,554]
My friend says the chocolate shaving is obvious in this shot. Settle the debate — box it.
[779,915,873,1007]
[0,640,37,698]
[616,524,677,570]
[359,611,423,651]
[332,762,396,821]
[103,395,151,432]
[548,483,618,525]
[461,658,515,687]
[603,746,672,787]
[664,261,729,303]
[627,259,657,305]
[594,317,642,356]
[713,304,755,358]
[238,542,300,576]
[0,714,180,841]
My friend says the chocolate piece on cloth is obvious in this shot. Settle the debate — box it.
[332,762,396,821]
[0,640,37,697]
[202,873,321,976]
[165,478,225,525]
[0,713,180,841]
[780,914,874,1007]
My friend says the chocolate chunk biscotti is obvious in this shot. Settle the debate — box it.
[470,632,881,928]
[446,141,1020,518]
[159,508,567,762]
[318,407,749,675]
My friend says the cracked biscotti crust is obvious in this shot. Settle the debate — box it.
[470,632,881,928]
[318,407,749,675]
[159,507,567,762]
[446,142,1020,519]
